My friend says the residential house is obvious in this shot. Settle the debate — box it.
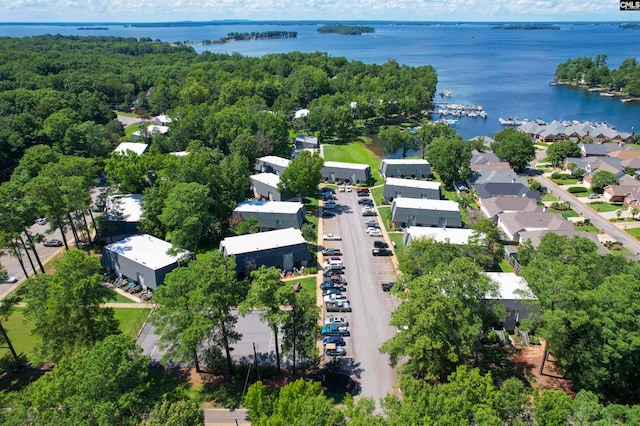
[219,228,309,274]
[473,182,541,202]
[479,196,541,221]
[579,143,608,157]
[102,234,188,290]
[255,155,291,175]
[321,161,372,184]
[469,169,528,186]
[590,125,634,144]
[497,211,574,242]
[295,135,319,150]
[154,114,172,126]
[391,198,462,228]
[250,173,284,201]
[402,226,478,246]
[379,159,431,179]
[131,125,169,140]
[485,272,537,332]
[383,177,441,202]
[113,142,148,156]
[100,194,144,244]
[233,200,305,231]
[518,121,634,144]
[603,183,640,203]
[470,162,514,172]
[470,150,502,166]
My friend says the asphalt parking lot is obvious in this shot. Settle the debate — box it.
[320,187,400,404]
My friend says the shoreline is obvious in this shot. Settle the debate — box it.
[552,80,639,102]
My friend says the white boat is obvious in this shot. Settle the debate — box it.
[600,92,614,97]
[621,98,633,103]
[439,90,452,97]
[588,87,602,92]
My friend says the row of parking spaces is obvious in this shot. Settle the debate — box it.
[320,187,354,359]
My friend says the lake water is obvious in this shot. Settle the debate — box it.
[1,22,639,139]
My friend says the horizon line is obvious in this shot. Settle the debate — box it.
[0,20,638,25]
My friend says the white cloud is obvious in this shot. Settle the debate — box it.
[0,0,628,22]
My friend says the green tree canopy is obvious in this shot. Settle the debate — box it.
[22,249,118,362]
[590,170,619,193]
[426,136,471,190]
[278,150,324,201]
[546,140,581,167]
[379,126,418,159]
[491,127,536,172]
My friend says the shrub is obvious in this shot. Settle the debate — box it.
[568,186,588,193]
[551,172,571,180]
[551,201,570,211]
[301,222,316,241]
[305,266,317,275]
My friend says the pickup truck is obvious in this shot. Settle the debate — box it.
[321,324,350,336]
[326,300,352,312]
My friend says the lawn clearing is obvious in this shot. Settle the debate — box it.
[561,209,579,219]
[322,141,383,185]
[110,290,138,303]
[541,193,558,202]
[388,233,404,257]
[378,206,393,233]
[0,308,36,358]
[589,202,623,213]
[114,308,152,339]
[285,276,316,298]
[553,179,579,185]
[370,185,384,206]
[575,224,600,233]
[626,227,640,240]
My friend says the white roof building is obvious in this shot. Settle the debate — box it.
[106,194,143,222]
[105,234,183,271]
[294,109,309,119]
[385,177,441,191]
[403,226,478,246]
[131,125,169,139]
[234,201,303,215]
[114,142,149,156]
[485,272,537,301]
[220,228,306,256]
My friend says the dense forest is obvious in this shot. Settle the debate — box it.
[317,25,375,35]
[555,54,640,96]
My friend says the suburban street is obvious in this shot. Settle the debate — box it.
[320,189,400,406]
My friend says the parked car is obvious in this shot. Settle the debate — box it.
[324,316,349,326]
[323,234,342,241]
[324,203,336,210]
[322,248,342,256]
[320,188,336,195]
[346,186,352,192]
[322,288,344,297]
[323,293,348,302]
[323,274,347,284]
[35,218,47,226]
[358,198,373,205]
[323,335,346,346]
[368,229,383,237]
[381,282,395,292]
[321,324,350,336]
[372,248,393,256]
[4,276,18,284]
[362,210,377,217]
[338,185,346,192]
[320,282,347,292]
[322,210,336,218]
[364,219,379,227]
[326,300,352,312]
[43,239,63,247]
[373,240,389,248]
[588,194,600,199]
[356,188,370,196]
[325,344,347,357]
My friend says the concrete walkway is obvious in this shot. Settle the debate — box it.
[204,408,249,425]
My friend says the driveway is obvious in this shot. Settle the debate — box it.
[320,189,400,406]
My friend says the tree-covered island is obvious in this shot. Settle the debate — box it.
[317,25,375,35]
[202,31,298,44]
[555,54,640,96]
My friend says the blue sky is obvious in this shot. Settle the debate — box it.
[0,0,635,22]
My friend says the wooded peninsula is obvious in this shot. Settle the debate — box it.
[555,54,640,96]
[317,25,375,35]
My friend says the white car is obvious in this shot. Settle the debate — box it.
[346,186,352,192]
[323,293,348,302]
[338,185,345,192]
[323,234,342,241]
[325,316,349,326]
[369,229,383,237]
[4,276,18,284]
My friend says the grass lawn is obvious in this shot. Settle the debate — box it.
[575,224,600,233]
[322,142,383,185]
[541,192,558,202]
[553,179,579,185]
[610,247,634,256]
[573,190,597,198]
[0,307,150,358]
[626,227,640,240]
[124,122,146,139]
[498,260,514,273]
[589,202,623,213]
[561,209,579,219]
[388,233,404,257]
[114,308,152,339]
[291,276,317,298]
[110,290,138,303]
[378,206,393,233]
[371,185,384,206]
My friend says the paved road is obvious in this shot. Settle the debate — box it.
[204,408,249,425]
[532,174,640,255]
[321,190,400,407]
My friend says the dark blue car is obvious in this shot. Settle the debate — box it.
[323,336,346,346]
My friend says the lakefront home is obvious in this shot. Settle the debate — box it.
[391,198,462,228]
[233,200,305,231]
[321,161,372,184]
[219,228,309,274]
[383,177,441,202]
[379,159,431,179]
